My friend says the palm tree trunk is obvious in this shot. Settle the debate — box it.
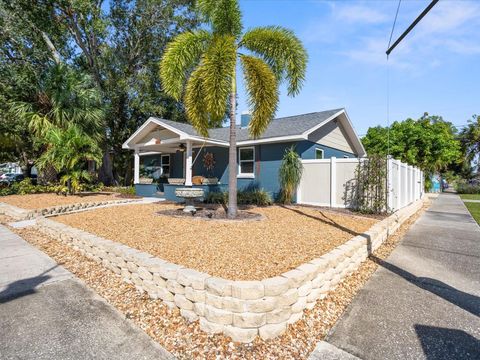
[227,68,238,219]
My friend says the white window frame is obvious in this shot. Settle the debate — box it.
[238,146,255,178]
[161,154,170,176]
[315,148,324,160]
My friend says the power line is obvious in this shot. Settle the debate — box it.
[386,0,439,56]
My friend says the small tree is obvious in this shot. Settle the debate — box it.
[37,125,102,194]
[279,146,303,204]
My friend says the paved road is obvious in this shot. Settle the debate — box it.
[325,194,480,360]
[0,225,174,360]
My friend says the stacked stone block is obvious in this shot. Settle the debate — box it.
[0,198,139,220]
[35,198,424,343]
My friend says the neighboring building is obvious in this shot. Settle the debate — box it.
[122,108,366,201]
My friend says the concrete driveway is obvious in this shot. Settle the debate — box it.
[0,225,174,360]
[319,194,480,360]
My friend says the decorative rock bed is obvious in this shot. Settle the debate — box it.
[0,198,141,221]
[34,198,424,343]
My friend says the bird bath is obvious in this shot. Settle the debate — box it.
[175,187,204,213]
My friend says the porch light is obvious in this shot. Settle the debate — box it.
[178,143,186,152]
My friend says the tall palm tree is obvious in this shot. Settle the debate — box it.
[160,0,307,218]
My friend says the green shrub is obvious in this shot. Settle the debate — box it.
[204,191,228,204]
[238,189,272,206]
[204,189,272,206]
[455,181,480,194]
[101,185,136,195]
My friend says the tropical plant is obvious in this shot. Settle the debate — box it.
[279,146,303,204]
[160,0,307,217]
[10,64,104,139]
[204,188,272,206]
[37,125,102,194]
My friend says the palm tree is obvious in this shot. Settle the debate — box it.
[279,146,303,204]
[160,0,307,218]
[10,64,104,139]
[37,124,102,194]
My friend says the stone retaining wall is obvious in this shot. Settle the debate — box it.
[0,198,140,221]
[35,198,424,343]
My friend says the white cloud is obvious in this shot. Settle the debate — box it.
[334,4,388,24]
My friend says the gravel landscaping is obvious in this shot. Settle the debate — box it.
[0,193,128,210]
[54,203,378,280]
[10,200,429,359]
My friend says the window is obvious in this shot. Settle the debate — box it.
[161,154,170,177]
[315,148,324,159]
[343,155,349,158]
[238,147,255,176]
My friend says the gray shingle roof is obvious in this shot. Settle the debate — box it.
[154,108,344,142]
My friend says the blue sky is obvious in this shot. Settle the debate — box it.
[236,0,480,135]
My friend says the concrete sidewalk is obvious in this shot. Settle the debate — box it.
[0,225,174,360]
[319,194,480,360]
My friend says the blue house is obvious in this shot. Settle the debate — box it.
[122,108,366,201]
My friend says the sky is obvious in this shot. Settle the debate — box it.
[235,0,480,135]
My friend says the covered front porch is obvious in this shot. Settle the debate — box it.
[122,117,229,200]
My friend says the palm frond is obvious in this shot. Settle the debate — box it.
[240,26,307,96]
[201,35,237,123]
[197,0,242,38]
[184,67,210,137]
[240,55,278,138]
[160,30,212,101]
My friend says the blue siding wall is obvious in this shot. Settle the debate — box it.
[185,141,354,200]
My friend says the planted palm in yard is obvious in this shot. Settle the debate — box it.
[160,0,307,218]
[279,146,303,204]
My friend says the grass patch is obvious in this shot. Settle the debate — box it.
[464,202,480,225]
[460,194,480,200]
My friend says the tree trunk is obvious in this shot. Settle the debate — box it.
[227,69,238,219]
[98,150,115,186]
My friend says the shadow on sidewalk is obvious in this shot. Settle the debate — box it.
[0,265,58,304]
[414,324,480,360]
[370,256,480,317]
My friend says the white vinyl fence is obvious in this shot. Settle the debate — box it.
[297,157,424,212]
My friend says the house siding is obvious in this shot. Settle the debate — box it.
[189,140,354,200]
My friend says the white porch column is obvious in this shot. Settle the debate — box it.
[134,149,140,184]
[185,140,193,186]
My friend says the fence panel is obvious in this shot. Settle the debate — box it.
[298,156,423,212]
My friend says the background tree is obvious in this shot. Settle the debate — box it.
[459,115,480,175]
[0,0,199,185]
[160,0,307,218]
[362,114,462,175]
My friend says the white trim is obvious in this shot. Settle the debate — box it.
[237,135,305,146]
[238,146,255,177]
[122,117,229,149]
[302,110,344,136]
[237,174,255,179]
[339,110,367,157]
[315,148,324,160]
